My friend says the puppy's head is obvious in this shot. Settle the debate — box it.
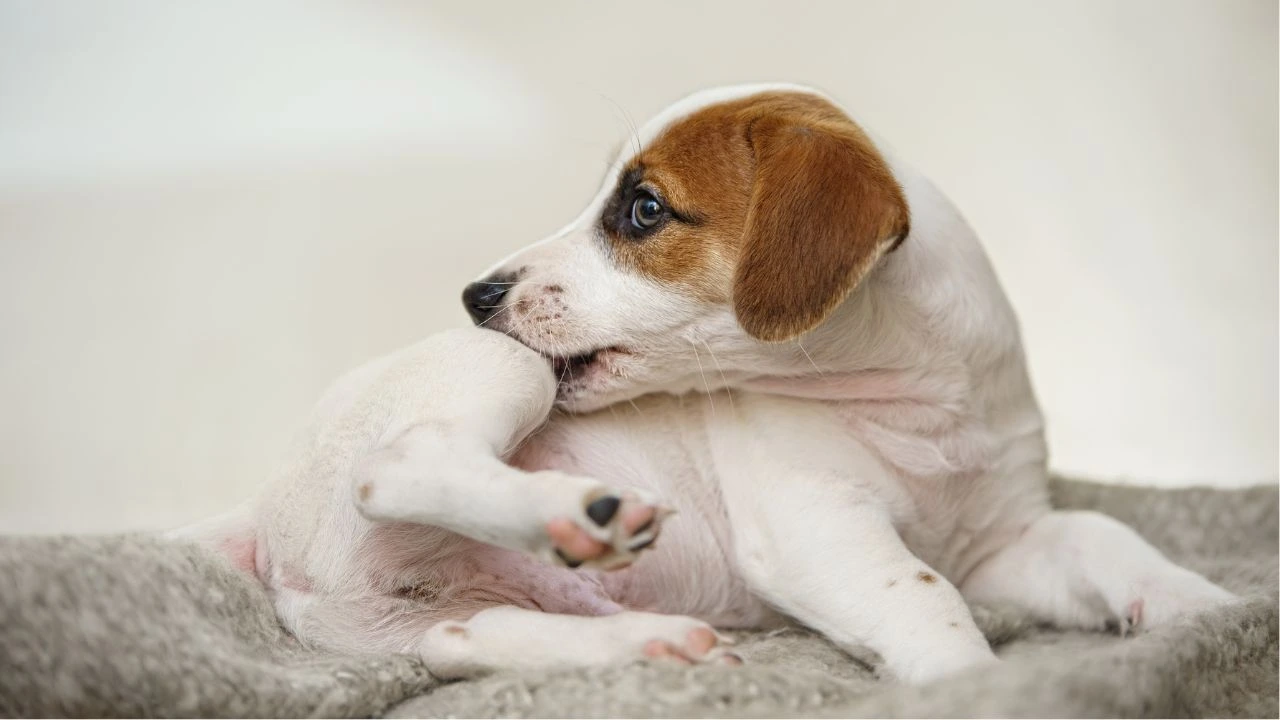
[464,85,910,411]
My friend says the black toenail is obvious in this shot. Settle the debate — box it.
[555,548,583,569]
[628,537,655,552]
[585,496,621,527]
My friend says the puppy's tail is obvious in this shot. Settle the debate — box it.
[163,501,260,577]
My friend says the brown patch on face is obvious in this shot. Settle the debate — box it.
[917,571,937,584]
[600,118,756,302]
[600,91,909,340]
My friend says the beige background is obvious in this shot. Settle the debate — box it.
[1,0,1276,534]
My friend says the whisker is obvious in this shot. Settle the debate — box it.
[499,306,530,340]
[625,108,642,158]
[796,340,824,377]
[625,397,644,417]
[475,303,514,329]
[490,301,531,341]
[556,352,570,388]
[700,339,736,416]
[599,93,642,158]
[689,341,716,418]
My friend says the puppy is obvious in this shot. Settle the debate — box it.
[178,83,1236,684]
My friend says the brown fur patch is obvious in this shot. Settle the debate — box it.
[602,91,909,340]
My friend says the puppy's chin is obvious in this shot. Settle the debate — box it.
[554,390,612,414]
[551,348,644,413]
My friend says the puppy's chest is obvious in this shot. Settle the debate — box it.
[830,397,996,484]
[514,396,723,509]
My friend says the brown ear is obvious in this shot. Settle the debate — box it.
[733,111,910,342]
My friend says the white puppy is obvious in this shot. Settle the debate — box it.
[178,84,1236,684]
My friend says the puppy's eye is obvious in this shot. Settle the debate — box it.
[630,193,665,230]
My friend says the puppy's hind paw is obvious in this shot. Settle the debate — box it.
[546,489,672,571]
[643,626,742,666]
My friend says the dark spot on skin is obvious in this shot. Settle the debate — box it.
[444,625,468,637]
[547,285,563,294]
[949,622,959,628]
[886,579,897,588]
[357,483,372,502]
[393,582,441,603]
[917,571,937,584]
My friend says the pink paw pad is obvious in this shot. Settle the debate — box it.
[1121,598,1145,636]
[546,491,670,570]
[642,627,741,666]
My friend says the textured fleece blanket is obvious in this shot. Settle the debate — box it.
[1,478,1276,718]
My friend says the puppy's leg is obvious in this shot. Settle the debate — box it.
[353,333,665,566]
[961,510,1237,633]
[278,589,736,680]
[355,430,666,569]
[709,396,997,685]
[353,330,667,568]
[419,605,739,679]
[275,586,458,656]
[728,498,995,684]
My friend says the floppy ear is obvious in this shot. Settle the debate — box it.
[733,113,910,342]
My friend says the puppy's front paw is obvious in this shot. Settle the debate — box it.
[546,487,672,571]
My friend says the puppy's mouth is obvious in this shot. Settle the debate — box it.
[546,346,629,382]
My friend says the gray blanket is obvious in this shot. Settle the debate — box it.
[2,478,1276,718]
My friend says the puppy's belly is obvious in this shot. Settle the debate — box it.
[510,394,781,629]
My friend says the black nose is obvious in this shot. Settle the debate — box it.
[462,279,510,325]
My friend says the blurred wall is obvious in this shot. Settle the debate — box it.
[1,0,1275,534]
